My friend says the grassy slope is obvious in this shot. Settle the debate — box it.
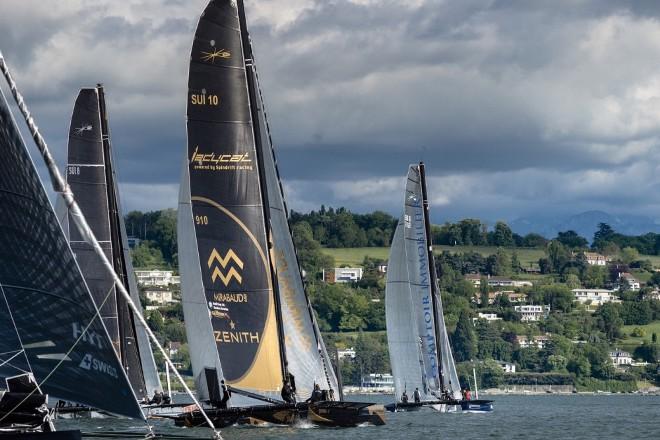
[620,322,660,345]
[323,245,660,269]
[323,245,544,267]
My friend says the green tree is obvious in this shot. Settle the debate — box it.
[492,222,514,247]
[452,310,477,362]
[620,247,640,265]
[131,242,167,268]
[545,354,568,372]
[479,277,489,307]
[593,223,615,249]
[481,359,504,388]
[555,230,588,248]
[634,342,659,362]
[292,221,334,276]
[582,265,607,289]
[595,303,623,340]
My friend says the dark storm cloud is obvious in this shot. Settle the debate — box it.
[1,0,660,223]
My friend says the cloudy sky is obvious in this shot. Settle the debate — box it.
[2,0,660,225]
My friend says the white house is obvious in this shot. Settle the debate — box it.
[516,335,551,349]
[583,252,609,266]
[377,263,388,274]
[618,272,640,291]
[337,347,356,360]
[323,267,364,284]
[609,349,633,366]
[488,277,533,288]
[514,305,550,321]
[144,288,176,305]
[572,288,620,311]
[473,312,502,323]
[134,269,180,287]
[497,361,516,373]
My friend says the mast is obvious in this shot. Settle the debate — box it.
[97,85,148,397]
[418,162,446,393]
[237,0,290,383]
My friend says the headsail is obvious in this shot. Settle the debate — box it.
[179,0,284,400]
[0,86,144,419]
[63,87,161,399]
[253,68,340,399]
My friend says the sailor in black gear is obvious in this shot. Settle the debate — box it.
[306,383,323,403]
[401,391,409,403]
[413,388,421,403]
[219,379,231,409]
[281,379,296,404]
[150,390,163,405]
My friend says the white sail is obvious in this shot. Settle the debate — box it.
[253,75,340,400]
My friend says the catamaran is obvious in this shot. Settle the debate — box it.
[58,85,162,405]
[175,0,385,428]
[385,162,493,413]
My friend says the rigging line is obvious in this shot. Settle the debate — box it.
[0,51,222,440]
[0,283,34,377]
[0,349,26,368]
[0,281,115,426]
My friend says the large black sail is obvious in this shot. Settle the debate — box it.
[64,87,159,399]
[0,87,143,419]
[179,0,284,397]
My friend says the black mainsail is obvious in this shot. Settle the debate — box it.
[62,86,161,400]
[0,85,144,419]
[179,0,339,402]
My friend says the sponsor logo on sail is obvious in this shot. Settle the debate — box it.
[79,353,119,378]
[214,330,260,344]
[73,124,92,135]
[208,248,244,286]
[190,146,253,171]
[201,48,231,63]
[72,323,104,349]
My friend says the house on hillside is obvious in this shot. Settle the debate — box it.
[475,290,527,305]
[464,274,533,288]
[572,288,620,311]
[516,335,550,349]
[609,349,633,367]
[144,287,178,305]
[497,361,516,373]
[617,272,641,291]
[134,269,180,287]
[514,305,550,321]
[473,313,502,323]
[323,267,364,284]
[583,252,610,266]
[464,273,482,288]
[377,262,388,274]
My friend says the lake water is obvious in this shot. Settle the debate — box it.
[56,394,660,439]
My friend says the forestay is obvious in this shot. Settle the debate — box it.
[0,86,144,419]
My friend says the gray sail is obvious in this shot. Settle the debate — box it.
[0,86,144,419]
[177,157,225,400]
[115,160,162,396]
[385,165,442,401]
[435,291,462,399]
[385,222,428,400]
[253,74,340,399]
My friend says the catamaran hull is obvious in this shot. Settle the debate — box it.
[0,431,82,439]
[460,400,494,412]
[174,401,385,428]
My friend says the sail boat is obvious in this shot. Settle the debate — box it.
[0,76,145,438]
[59,85,162,403]
[385,163,493,413]
[176,0,384,427]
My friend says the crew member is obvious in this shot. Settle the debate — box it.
[281,379,296,404]
[306,383,323,403]
[413,387,421,403]
[401,391,409,403]
[150,390,163,405]
[219,380,231,409]
[465,388,472,401]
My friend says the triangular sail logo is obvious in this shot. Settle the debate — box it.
[208,248,244,286]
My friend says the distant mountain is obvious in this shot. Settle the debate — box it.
[510,210,660,241]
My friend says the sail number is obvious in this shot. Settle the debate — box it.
[191,94,220,106]
[195,215,209,225]
[68,166,81,175]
